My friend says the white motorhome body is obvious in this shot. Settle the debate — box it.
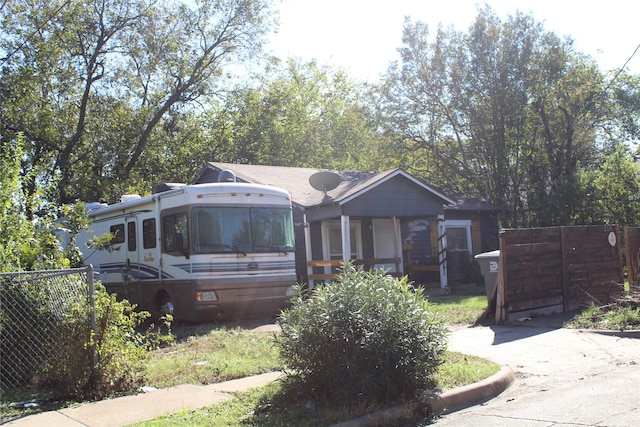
[76,182,296,322]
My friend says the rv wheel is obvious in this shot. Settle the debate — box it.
[157,293,174,318]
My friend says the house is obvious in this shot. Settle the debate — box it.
[193,162,502,289]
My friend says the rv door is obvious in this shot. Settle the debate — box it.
[125,218,141,305]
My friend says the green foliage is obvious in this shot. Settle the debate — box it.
[594,144,640,226]
[0,134,70,271]
[276,263,448,406]
[1,0,276,204]
[0,135,30,271]
[81,286,141,397]
[1,278,171,401]
[377,6,639,228]
[209,58,390,171]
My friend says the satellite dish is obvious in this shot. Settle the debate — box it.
[218,169,237,183]
[309,171,340,199]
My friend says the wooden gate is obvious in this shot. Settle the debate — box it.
[495,225,624,321]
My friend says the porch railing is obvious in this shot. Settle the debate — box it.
[307,258,402,283]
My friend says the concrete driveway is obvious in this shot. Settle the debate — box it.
[434,313,640,426]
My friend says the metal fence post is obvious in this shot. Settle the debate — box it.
[87,265,98,376]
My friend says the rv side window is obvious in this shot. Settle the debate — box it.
[163,212,189,253]
[110,224,125,244]
[143,219,156,249]
[127,222,136,251]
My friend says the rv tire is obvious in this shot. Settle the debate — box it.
[156,292,174,319]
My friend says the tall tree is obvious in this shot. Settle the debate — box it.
[1,0,274,205]
[593,144,640,226]
[376,6,635,227]
[1,0,152,206]
[208,58,389,171]
[120,0,274,177]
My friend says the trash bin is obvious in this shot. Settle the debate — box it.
[474,250,500,300]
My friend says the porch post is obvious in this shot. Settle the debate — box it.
[438,215,448,289]
[392,216,403,274]
[341,215,351,263]
[303,214,314,288]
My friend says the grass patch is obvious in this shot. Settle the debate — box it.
[132,382,356,427]
[428,294,488,324]
[130,349,500,427]
[145,325,280,388]
[565,285,640,331]
[143,294,490,389]
[565,302,640,331]
[434,351,500,391]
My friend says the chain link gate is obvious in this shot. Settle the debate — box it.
[0,266,96,392]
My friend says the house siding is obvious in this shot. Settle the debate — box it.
[342,176,446,217]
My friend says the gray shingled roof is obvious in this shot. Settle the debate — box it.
[196,162,456,208]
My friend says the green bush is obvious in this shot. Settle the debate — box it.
[84,284,166,399]
[1,280,171,401]
[275,263,448,406]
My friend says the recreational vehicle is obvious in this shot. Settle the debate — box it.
[76,176,296,322]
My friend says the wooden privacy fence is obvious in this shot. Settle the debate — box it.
[495,225,624,322]
[625,226,640,286]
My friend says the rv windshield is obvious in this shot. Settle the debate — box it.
[192,207,295,254]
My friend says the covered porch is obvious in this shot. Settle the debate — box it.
[302,212,449,289]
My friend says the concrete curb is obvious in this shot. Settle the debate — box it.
[582,328,640,339]
[330,366,516,427]
[431,365,515,415]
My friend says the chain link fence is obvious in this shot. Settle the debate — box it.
[0,266,96,393]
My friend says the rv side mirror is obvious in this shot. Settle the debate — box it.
[172,232,184,249]
[171,233,190,259]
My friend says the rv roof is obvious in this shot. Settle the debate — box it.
[88,182,290,218]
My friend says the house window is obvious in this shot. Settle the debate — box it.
[321,220,362,267]
[445,220,472,253]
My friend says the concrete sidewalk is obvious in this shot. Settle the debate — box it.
[436,314,640,426]
[4,372,283,427]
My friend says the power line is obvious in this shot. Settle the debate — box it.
[605,41,640,92]
[0,0,72,68]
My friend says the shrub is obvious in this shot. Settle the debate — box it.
[275,263,448,406]
[1,278,171,401]
[84,285,166,399]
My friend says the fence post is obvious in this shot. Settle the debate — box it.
[495,231,507,322]
[87,265,98,375]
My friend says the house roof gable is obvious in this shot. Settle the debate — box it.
[193,162,456,208]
